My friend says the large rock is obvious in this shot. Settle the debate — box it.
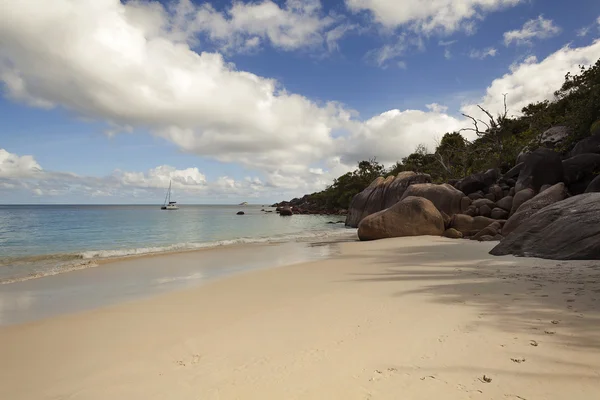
[562,154,600,195]
[585,175,600,193]
[502,183,568,236]
[443,228,463,239]
[357,196,444,241]
[570,133,600,157]
[539,126,572,150]
[450,214,497,236]
[510,188,535,216]
[472,198,495,209]
[496,196,513,212]
[455,169,499,196]
[472,221,502,241]
[400,183,470,217]
[503,162,525,180]
[515,148,563,193]
[345,172,431,228]
[490,193,600,260]
[279,207,293,216]
[491,207,509,220]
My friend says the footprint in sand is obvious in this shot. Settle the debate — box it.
[511,358,526,364]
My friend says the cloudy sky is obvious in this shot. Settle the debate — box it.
[1,0,599,204]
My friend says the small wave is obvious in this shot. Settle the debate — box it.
[1,228,357,284]
[79,229,357,260]
[0,260,100,285]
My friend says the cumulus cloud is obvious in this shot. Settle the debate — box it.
[180,0,347,53]
[461,39,600,121]
[469,47,498,59]
[0,148,271,200]
[0,149,42,178]
[503,16,561,46]
[2,0,600,202]
[345,0,523,34]
[338,110,464,166]
[0,0,352,192]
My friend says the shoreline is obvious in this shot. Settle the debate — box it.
[0,227,358,285]
[0,239,351,326]
[1,236,599,399]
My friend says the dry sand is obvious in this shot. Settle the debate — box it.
[1,236,599,399]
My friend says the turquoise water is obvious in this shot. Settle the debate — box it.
[0,205,355,283]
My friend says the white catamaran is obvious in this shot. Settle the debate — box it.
[161,180,179,210]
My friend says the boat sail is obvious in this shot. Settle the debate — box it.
[161,180,179,210]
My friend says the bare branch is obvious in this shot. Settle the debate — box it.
[477,105,496,126]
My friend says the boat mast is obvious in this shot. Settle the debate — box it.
[164,180,171,206]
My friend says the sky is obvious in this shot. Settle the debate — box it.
[1,0,600,204]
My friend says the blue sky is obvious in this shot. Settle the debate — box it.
[1,0,599,204]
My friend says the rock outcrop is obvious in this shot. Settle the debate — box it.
[490,193,600,260]
[449,214,497,236]
[515,148,563,193]
[562,154,600,195]
[279,207,293,216]
[539,126,572,150]
[502,183,568,236]
[443,228,463,239]
[345,172,431,228]
[510,188,535,216]
[400,183,470,217]
[455,169,499,196]
[357,196,445,241]
[585,175,600,193]
[570,132,600,157]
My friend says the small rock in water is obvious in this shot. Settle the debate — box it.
[236,211,245,215]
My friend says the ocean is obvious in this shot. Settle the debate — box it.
[0,204,356,284]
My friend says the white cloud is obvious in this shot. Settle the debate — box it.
[365,34,424,67]
[0,148,271,200]
[503,16,561,46]
[438,40,457,46]
[345,0,524,34]
[461,39,600,121]
[577,26,591,38]
[116,165,207,189]
[469,47,498,59]
[184,0,347,54]
[0,0,353,193]
[575,16,600,38]
[338,109,464,166]
[2,1,600,202]
[444,48,452,59]
[0,149,42,178]
[426,103,449,113]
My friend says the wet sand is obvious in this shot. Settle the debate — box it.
[0,240,343,325]
[1,236,599,399]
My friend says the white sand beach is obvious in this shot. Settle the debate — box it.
[1,237,599,400]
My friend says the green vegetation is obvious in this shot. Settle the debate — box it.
[298,58,600,211]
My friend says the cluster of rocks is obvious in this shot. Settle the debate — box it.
[349,125,600,260]
[271,194,347,215]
